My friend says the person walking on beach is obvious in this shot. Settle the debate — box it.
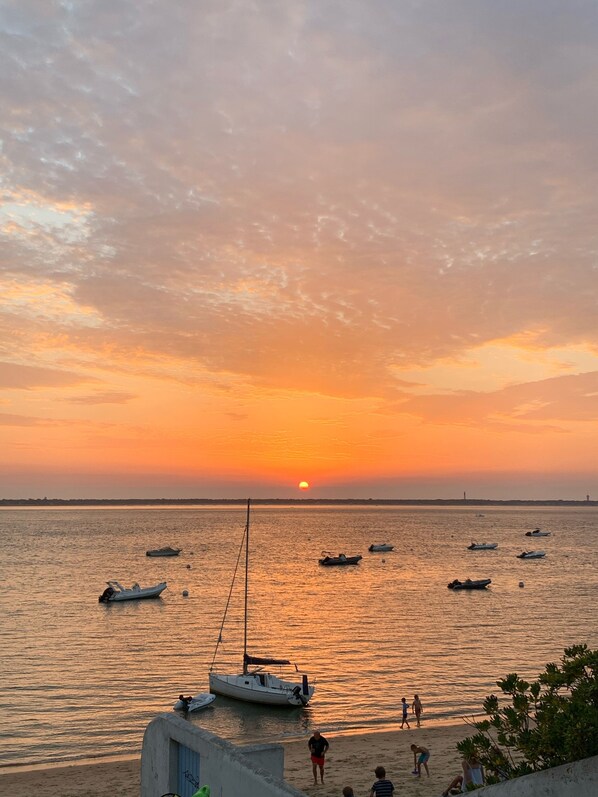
[410,743,430,777]
[411,694,423,726]
[369,765,395,797]
[308,730,329,785]
[400,697,411,728]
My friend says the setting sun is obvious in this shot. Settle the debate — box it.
[298,481,310,490]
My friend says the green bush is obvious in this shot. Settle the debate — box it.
[457,645,598,784]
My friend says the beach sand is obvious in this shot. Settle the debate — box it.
[0,722,474,796]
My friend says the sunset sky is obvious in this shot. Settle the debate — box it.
[2,1,598,499]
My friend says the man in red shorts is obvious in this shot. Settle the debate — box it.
[308,729,330,784]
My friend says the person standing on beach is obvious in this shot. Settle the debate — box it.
[369,765,395,797]
[412,694,423,726]
[410,743,430,777]
[308,730,329,785]
[400,697,411,728]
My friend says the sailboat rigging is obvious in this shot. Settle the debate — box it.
[209,499,314,707]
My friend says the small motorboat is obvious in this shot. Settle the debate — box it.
[146,546,181,556]
[447,578,492,590]
[368,543,394,552]
[517,550,546,559]
[319,551,362,566]
[173,692,216,713]
[467,542,498,550]
[98,580,167,602]
[525,529,551,537]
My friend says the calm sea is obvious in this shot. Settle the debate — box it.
[1,504,597,768]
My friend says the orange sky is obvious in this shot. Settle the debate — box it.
[2,2,598,499]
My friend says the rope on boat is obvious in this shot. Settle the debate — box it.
[208,518,248,672]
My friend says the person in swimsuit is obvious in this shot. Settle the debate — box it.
[400,697,411,728]
[412,694,423,726]
[410,744,430,777]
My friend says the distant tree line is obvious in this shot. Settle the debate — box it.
[1,498,597,507]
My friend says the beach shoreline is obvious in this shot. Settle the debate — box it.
[0,720,476,796]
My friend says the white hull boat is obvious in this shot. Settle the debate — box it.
[98,580,167,602]
[173,692,216,712]
[209,500,314,708]
[517,550,546,559]
[368,544,394,552]
[209,672,310,706]
[467,542,498,550]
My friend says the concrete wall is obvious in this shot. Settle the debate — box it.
[141,713,307,797]
[474,754,598,796]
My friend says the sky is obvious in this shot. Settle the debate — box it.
[1,1,598,500]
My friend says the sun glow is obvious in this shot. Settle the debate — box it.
[299,481,310,490]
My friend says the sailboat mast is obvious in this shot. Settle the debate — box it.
[243,498,250,674]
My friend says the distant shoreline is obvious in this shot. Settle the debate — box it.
[1,497,597,507]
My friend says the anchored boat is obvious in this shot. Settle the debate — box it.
[208,500,314,707]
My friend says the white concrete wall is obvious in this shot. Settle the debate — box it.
[141,713,307,797]
[474,754,598,796]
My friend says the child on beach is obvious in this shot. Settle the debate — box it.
[400,697,410,728]
[410,743,430,777]
[411,694,423,726]
[369,765,394,797]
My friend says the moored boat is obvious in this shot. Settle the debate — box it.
[467,542,498,550]
[146,546,181,556]
[173,692,216,712]
[98,580,167,602]
[209,500,314,707]
[368,543,394,552]
[525,529,551,537]
[517,550,546,559]
[319,551,362,566]
[447,578,491,590]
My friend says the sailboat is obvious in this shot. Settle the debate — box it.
[208,499,315,707]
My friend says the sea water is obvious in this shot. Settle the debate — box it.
[0,504,597,767]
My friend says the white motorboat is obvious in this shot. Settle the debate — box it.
[467,542,498,550]
[368,543,394,552]
[173,692,216,712]
[209,500,314,707]
[525,528,551,537]
[98,580,167,602]
[146,546,181,556]
[517,550,546,559]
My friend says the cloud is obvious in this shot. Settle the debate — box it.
[66,391,137,404]
[397,370,598,429]
[0,361,96,389]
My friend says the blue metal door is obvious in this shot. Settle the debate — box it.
[176,743,200,797]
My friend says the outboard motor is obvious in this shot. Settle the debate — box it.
[98,586,114,603]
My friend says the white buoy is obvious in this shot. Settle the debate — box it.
[519,581,525,588]
[182,590,189,597]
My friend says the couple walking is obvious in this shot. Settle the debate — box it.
[400,694,423,728]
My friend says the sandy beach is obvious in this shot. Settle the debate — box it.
[1,721,475,796]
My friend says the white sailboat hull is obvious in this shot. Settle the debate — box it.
[209,672,314,707]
